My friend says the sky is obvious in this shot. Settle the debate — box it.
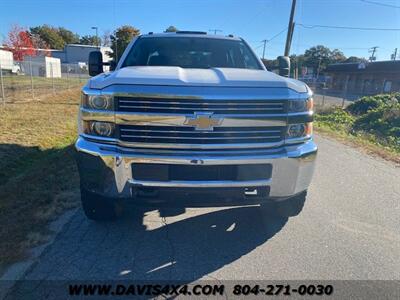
[0,0,399,61]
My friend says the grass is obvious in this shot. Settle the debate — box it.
[0,88,81,272]
[314,104,400,164]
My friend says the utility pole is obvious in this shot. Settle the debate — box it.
[391,48,398,60]
[261,39,267,59]
[91,26,99,47]
[284,0,297,56]
[369,46,378,61]
[208,29,222,35]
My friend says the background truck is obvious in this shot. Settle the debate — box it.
[75,31,317,221]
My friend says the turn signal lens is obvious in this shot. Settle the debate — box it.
[305,122,313,135]
[307,97,314,111]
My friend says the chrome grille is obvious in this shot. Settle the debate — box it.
[116,97,286,115]
[119,125,285,145]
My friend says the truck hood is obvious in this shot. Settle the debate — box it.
[89,66,308,93]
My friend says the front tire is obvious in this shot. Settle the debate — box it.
[80,189,120,221]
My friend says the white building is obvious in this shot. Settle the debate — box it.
[24,56,61,78]
[0,49,21,74]
[0,49,14,69]
[52,44,113,64]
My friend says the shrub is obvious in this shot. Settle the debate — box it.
[315,94,400,153]
[315,108,355,131]
[353,102,400,140]
[346,93,400,116]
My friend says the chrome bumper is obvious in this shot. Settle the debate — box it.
[75,137,317,200]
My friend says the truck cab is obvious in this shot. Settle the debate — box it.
[76,31,317,221]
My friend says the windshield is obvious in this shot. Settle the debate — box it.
[121,37,263,70]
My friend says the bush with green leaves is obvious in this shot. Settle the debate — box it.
[316,93,400,153]
[315,107,355,131]
[346,93,399,116]
[353,102,400,140]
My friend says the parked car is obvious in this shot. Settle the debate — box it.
[75,31,317,221]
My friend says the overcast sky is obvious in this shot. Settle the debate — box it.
[0,0,399,60]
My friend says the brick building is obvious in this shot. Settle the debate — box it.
[325,60,400,95]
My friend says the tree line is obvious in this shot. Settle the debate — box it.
[2,24,178,61]
[262,45,366,75]
[3,23,364,73]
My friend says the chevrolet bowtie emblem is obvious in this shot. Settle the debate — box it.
[184,112,223,131]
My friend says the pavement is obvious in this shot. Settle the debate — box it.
[4,135,400,298]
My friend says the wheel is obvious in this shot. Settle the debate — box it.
[80,188,121,221]
[261,190,307,218]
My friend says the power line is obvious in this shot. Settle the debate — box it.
[360,0,400,9]
[265,27,288,43]
[252,44,264,50]
[297,23,400,31]
[254,28,287,59]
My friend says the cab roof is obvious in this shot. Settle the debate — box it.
[140,31,242,41]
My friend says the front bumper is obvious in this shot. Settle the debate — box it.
[75,137,317,201]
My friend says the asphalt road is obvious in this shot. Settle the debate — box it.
[6,135,400,298]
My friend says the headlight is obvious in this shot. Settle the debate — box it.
[83,121,115,137]
[288,98,313,113]
[287,123,312,139]
[81,93,113,110]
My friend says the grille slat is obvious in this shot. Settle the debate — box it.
[119,125,284,145]
[120,129,282,134]
[119,105,284,111]
[119,99,284,106]
[116,97,286,115]
[116,97,286,148]
[120,134,282,140]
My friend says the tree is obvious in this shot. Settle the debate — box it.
[110,25,140,61]
[345,56,367,63]
[80,35,101,46]
[165,26,178,32]
[3,25,36,61]
[303,45,331,73]
[303,45,346,74]
[330,49,346,63]
[30,25,65,49]
[30,33,51,56]
[29,25,81,49]
[58,27,80,44]
[102,30,112,46]
[261,58,278,70]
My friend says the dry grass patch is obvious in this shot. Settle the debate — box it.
[0,89,81,271]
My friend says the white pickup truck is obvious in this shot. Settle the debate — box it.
[75,31,317,221]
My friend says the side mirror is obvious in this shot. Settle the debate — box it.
[277,56,290,77]
[88,51,104,76]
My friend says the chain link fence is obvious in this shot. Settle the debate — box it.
[305,76,399,110]
[0,58,89,104]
